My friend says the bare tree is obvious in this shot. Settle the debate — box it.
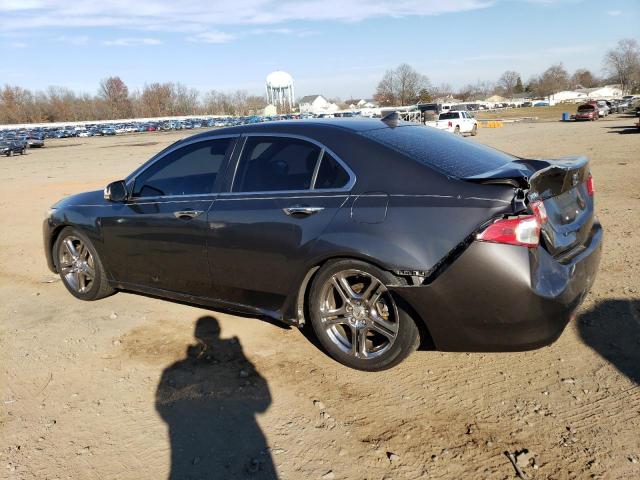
[497,71,521,98]
[431,83,454,100]
[571,69,599,88]
[374,69,397,106]
[99,76,132,119]
[173,83,200,115]
[603,38,640,94]
[139,83,175,117]
[457,80,495,101]
[533,63,569,97]
[374,64,430,106]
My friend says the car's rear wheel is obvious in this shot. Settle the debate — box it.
[308,259,420,371]
[53,227,115,301]
[454,126,461,135]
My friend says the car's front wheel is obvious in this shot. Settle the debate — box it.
[308,259,420,371]
[53,227,115,301]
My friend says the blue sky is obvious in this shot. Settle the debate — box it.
[0,0,638,99]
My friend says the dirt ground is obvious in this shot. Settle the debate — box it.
[1,115,639,480]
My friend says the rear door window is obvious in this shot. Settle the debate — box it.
[233,136,321,192]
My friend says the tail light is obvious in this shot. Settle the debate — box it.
[586,173,594,196]
[476,201,547,248]
[448,121,452,127]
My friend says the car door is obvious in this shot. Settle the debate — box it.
[461,111,471,132]
[206,134,355,312]
[100,135,237,296]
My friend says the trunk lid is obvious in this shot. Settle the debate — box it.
[466,156,595,258]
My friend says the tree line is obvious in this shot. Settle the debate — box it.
[0,79,268,125]
[373,38,640,105]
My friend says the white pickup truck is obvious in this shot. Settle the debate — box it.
[426,111,478,136]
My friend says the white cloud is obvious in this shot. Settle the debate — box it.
[606,10,622,16]
[56,34,89,45]
[8,41,28,48]
[0,0,494,32]
[187,31,235,44]
[103,37,162,46]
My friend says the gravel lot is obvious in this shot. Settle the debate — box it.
[1,115,639,479]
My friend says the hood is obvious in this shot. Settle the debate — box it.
[52,189,106,209]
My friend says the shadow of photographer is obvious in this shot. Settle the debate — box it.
[156,315,278,479]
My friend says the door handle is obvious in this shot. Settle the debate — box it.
[174,210,204,219]
[283,206,325,216]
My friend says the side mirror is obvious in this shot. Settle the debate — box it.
[104,180,128,202]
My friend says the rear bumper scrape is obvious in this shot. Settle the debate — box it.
[389,221,602,352]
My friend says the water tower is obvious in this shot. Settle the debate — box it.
[266,71,294,110]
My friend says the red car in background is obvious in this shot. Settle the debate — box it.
[575,104,599,121]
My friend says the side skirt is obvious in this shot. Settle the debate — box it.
[108,280,298,327]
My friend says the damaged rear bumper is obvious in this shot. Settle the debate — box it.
[390,221,603,352]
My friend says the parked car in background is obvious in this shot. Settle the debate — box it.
[0,140,13,156]
[99,126,116,136]
[575,104,599,121]
[589,101,609,117]
[26,133,45,147]
[42,118,602,370]
[428,111,478,135]
[0,139,26,156]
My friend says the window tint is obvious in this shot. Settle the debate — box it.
[233,137,320,192]
[361,125,513,178]
[314,152,350,189]
[133,138,232,197]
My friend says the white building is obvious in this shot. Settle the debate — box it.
[548,90,589,104]
[263,104,278,116]
[547,85,623,105]
[575,85,623,99]
[347,98,378,109]
[298,95,339,115]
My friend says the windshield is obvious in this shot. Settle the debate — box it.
[439,112,461,120]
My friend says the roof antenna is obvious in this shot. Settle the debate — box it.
[381,110,399,128]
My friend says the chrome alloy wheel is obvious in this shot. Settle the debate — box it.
[318,269,399,359]
[58,236,96,294]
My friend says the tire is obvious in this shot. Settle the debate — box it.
[8,150,13,157]
[53,226,115,301]
[471,124,478,136]
[308,259,420,371]
[454,126,461,135]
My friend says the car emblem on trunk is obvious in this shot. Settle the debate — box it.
[572,172,579,187]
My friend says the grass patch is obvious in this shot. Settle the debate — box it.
[476,104,582,121]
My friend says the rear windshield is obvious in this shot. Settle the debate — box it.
[439,112,460,120]
[361,125,514,178]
